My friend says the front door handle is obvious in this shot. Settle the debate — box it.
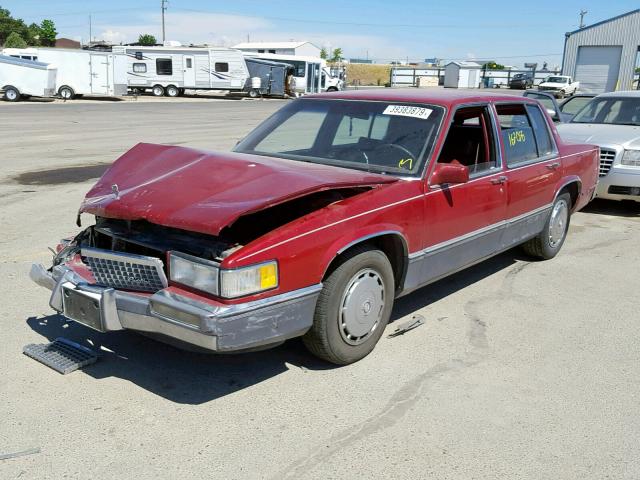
[490,175,507,185]
[546,162,560,170]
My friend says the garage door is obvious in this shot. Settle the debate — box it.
[574,46,622,93]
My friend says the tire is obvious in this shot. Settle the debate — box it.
[165,85,179,97]
[248,89,260,98]
[58,86,75,100]
[326,86,338,92]
[303,247,395,365]
[3,86,20,102]
[556,90,565,99]
[152,85,165,97]
[522,193,571,260]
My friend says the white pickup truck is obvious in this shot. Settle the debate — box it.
[538,75,579,98]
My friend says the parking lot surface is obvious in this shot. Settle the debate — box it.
[1,99,639,480]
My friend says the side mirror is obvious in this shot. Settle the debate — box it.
[430,163,469,186]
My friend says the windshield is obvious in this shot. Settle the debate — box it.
[234,99,444,176]
[546,77,567,83]
[571,97,640,125]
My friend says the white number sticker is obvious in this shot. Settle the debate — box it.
[383,105,432,120]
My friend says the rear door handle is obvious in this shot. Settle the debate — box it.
[490,176,507,185]
[546,162,560,170]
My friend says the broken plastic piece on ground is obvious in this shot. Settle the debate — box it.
[0,447,41,461]
[23,337,98,374]
[387,314,425,338]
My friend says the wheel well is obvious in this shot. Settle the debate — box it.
[558,181,580,210]
[324,234,408,293]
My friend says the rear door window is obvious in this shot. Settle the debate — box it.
[496,104,550,166]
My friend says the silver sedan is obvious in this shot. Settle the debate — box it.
[556,91,640,202]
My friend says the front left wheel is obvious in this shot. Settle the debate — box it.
[303,247,395,365]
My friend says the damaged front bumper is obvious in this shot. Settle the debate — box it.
[30,263,321,352]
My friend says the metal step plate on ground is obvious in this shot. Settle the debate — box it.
[23,337,98,374]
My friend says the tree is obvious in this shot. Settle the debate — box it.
[39,19,56,46]
[138,33,156,46]
[481,61,505,70]
[320,47,328,60]
[0,6,29,45]
[27,22,42,46]
[330,47,343,63]
[4,31,27,48]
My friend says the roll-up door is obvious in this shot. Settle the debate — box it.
[574,46,622,93]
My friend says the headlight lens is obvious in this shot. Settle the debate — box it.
[621,149,640,166]
[220,261,278,298]
[169,252,278,298]
[169,251,219,294]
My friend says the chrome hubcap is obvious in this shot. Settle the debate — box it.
[7,90,17,100]
[548,200,568,248]
[339,268,385,345]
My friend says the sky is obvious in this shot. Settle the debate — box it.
[3,0,639,67]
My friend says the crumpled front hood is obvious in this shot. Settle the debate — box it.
[556,123,640,149]
[80,143,396,236]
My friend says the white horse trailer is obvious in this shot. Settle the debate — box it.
[2,48,128,99]
[111,46,249,96]
[0,54,56,101]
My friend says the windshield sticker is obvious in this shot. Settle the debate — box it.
[383,105,432,120]
[508,130,526,147]
[398,158,413,170]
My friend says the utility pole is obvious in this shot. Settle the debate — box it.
[579,9,588,29]
[161,0,168,43]
[88,14,92,44]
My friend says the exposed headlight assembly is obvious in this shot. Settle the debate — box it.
[169,251,278,299]
[621,149,640,167]
[169,251,219,294]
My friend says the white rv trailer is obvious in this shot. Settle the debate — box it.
[111,45,249,96]
[0,54,56,101]
[243,52,342,94]
[2,48,127,99]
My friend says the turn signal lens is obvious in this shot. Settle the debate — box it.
[220,261,279,298]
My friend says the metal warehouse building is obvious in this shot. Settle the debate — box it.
[562,9,640,93]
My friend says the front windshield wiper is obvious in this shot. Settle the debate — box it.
[613,122,640,126]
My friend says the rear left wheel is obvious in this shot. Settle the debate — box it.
[522,193,571,260]
[303,247,394,365]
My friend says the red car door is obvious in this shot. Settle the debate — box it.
[494,102,561,249]
[404,104,508,292]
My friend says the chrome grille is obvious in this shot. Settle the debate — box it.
[81,248,168,292]
[599,149,616,177]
